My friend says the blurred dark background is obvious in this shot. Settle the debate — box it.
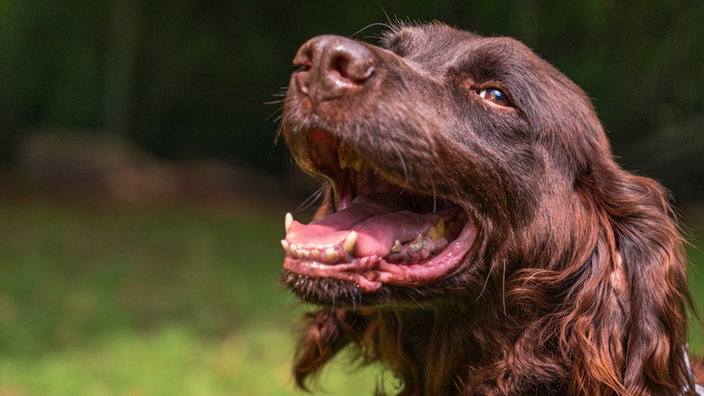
[0,2,702,393]
[0,0,702,202]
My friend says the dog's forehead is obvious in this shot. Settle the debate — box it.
[380,23,535,72]
[381,23,480,55]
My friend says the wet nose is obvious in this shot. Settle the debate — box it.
[292,35,375,101]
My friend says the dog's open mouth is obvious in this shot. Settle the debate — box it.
[282,129,479,293]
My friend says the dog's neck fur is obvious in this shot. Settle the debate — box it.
[364,299,569,395]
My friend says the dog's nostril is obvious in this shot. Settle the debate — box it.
[327,45,375,85]
[292,50,312,70]
[295,64,310,73]
[332,56,351,78]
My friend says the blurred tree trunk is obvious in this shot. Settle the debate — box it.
[104,0,140,136]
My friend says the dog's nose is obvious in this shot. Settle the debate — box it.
[292,35,375,101]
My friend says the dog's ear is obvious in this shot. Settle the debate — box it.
[293,309,377,389]
[567,166,692,394]
[510,163,692,394]
[293,309,350,389]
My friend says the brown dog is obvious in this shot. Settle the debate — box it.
[279,22,700,395]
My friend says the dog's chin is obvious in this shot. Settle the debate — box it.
[281,269,477,309]
[281,269,428,310]
[281,269,364,306]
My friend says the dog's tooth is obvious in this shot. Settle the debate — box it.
[311,248,320,259]
[427,224,437,241]
[343,231,358,255]
[391,239,402,254]
[410,234,424,252]
[285,212,294,232]
[338,144,366,172]
[428,219,445,241]
[338,147,350,169]
[281,239,290,252]
[325,247,337,262]
[351,157,365,172]
[297,248,309,259]
[437,219,445,237]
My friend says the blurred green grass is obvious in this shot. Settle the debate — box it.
[0,201,382,395]
[0,200,701,395]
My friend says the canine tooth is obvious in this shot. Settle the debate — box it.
[285,212,294,232]
[410,234,424,252]
[391,239,402,254]
[280,239,290,252]
[325,247,337,261]
[344,231,358,255]
[338,145,365,172]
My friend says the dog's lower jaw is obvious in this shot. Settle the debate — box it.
[281,205,479,297]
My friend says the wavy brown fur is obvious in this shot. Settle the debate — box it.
[281,22,697,395]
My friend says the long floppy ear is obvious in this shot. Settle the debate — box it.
[566,165,692,395]
[293,309,377,390]
[293,309,350,389]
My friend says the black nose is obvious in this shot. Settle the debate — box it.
[292,35,375,101]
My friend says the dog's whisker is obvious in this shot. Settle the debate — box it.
[265,107,283,122]
[296,184,326,212]
[392,145,410,185]
[271,125,283,146]
[351,22,391,39]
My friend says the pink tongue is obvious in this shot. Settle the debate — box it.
[285,194,452,258]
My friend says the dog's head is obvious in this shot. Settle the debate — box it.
[280,22,608,306]
[279,22,691,395]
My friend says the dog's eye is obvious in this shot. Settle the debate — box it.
[479,88,511,107]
